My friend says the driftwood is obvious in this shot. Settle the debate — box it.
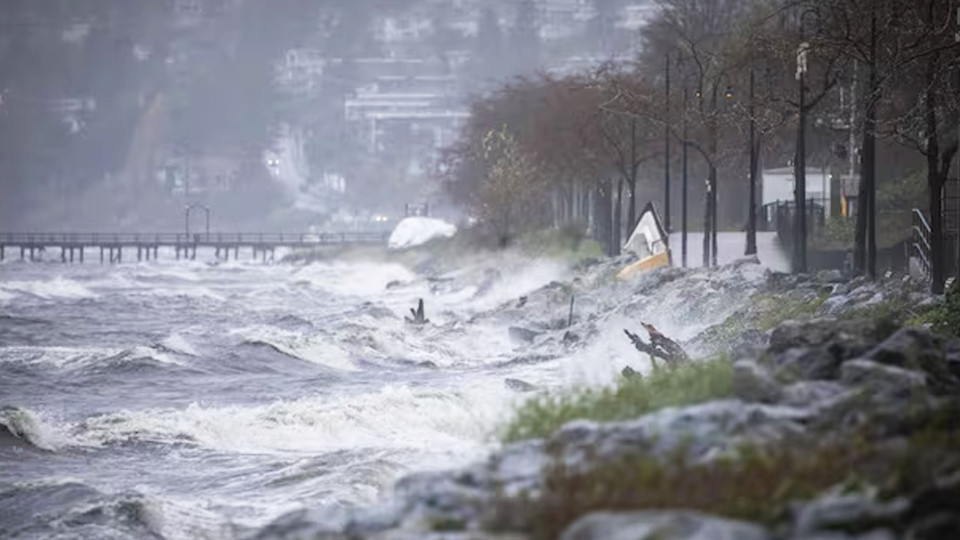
[405,298,430,325]
[624,322,689,368]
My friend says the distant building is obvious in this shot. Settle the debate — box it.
[275,49,326,96]
[762,166,834,216]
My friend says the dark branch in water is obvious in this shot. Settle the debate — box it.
[624,322,689,366]
[406,298,429,325]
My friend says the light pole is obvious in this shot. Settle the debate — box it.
[746,66,758,256]
[665,52,671,238]
[682,85,689,268]
[795,8,820,274]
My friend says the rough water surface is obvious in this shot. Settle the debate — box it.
[0,248,769,539]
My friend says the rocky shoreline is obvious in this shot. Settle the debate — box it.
[253,259,960,540]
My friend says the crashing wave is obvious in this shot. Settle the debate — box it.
[0,406,69,451]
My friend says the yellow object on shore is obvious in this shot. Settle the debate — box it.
[617,202,671,280]
[617,251,671,280]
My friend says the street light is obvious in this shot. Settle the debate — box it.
[795,7,821,274]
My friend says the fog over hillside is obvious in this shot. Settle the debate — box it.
[0,0,651,231]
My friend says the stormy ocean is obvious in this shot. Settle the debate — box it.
[0,234,781,539]
[0,250,567,539]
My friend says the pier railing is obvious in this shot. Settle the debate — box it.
[0,231,389,246]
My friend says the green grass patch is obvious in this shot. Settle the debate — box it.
[753,291,830,332]
[913,282,960,337]
[501,357,734,443]
[492,425,960,539]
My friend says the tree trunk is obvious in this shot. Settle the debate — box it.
[614,177,624,255]
[703,178,711,268]
[924,41,945,294]
[929,173,945,293]
[866,8,878,280]
[597,180,614,256]
[711,164,718,267]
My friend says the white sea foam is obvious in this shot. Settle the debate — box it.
[0,407,81,451]
[0,276,97,300]
[232,325,358,371]
[291,261,417,298]
[159,333,200,357]
[81,381,511,459]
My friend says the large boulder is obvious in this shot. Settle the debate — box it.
[860,327,960,395]
[732,359,783,403]
[560,511,769,540]
[764,319,892,382]
[551,401,809,464]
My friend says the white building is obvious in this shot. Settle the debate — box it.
[762,166,833,214]
[275,49,326,96]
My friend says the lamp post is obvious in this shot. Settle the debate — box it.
[682,85,689,268]
[665,52,671,238]
[746,66,758,256]
[795,8,819,274]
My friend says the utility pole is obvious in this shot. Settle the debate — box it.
[682,86,689,267]
[665,52,671,238]
[955,6,960,283]
[746,66,758,256]
[795,15,811,273]
[866,7,878,279]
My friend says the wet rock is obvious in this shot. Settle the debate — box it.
[840,359,927,396]
[372,531,528,540]
[779,380,849,409]
[788,530,896,540]
[732,359,783,403]
[551,401,809,464]
[621,366,642,380]
[791,487,908,537]
[386,280,405,290]
[562,331,581,345]
[559,511,769,540]
[815,269,844,283]
[904,472,960,532]
[764,319,889,381]
[508,327,542,344]
[861,327,960,394]
[505,378,537,393]
[904,514,960,540]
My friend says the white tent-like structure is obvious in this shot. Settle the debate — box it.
[617,202,671,280]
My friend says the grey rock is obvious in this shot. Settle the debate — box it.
[732,359,783,403]
[862,327,960,394]
[505,378,538,393]
[621,366,642,380]
[815,269,844,283]
[780,380,849,409]
[765,319,890,381]
[904,513,960,540]
[551,401,809,464]
[792,488,908,537]
[840,359,927,396]
[371,530,528,540]
[789,531,896,540]
[560,511,769,540]
[508,326,542,344]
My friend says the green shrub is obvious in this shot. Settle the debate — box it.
[920,281,960,337]
[501,357,734,443]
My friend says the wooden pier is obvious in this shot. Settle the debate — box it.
[0,232,389,263]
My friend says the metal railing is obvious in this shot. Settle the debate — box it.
[0,231,390,246]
